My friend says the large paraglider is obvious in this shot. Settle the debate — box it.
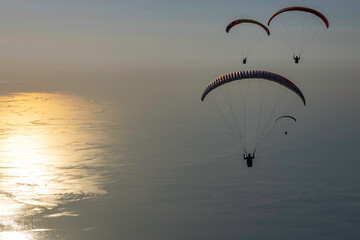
[226,19,270,64]
[201,70,306,167]
[268,6,329,63]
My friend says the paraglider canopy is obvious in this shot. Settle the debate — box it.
[268,6,329,28]
[275,115,297,123]
[201,70,306,106]
[226,19,270,35]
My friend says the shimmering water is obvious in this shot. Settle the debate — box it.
[0,93,128,239]
[0,92,359,240]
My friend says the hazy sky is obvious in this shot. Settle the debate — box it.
[1,0,359,90]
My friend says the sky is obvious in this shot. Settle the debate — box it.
[0,0,360,239]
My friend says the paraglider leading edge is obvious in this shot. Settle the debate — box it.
[201,70,306,106]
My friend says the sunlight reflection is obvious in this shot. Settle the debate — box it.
[0,93,121,239]
[0,231,31,240]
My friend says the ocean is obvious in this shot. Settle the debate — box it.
[0,92,358,239]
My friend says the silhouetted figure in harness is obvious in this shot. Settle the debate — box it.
[293,55,300,64]
[243,153,255,167]
[242,58,247,64]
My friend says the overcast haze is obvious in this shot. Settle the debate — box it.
[0,0,359,239]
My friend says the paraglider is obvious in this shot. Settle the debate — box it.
[268,6,329,63]
[201,70,306,164]
[275,115,297,135]
[243,153,255,167]
[226,19,270,64]
[293,55,300,64]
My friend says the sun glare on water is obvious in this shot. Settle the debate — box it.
[0,231,31,240]
[0,92,120,239]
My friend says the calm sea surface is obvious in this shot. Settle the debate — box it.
[0,92,359,239]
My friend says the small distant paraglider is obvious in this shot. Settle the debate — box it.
[275,115,297,135]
